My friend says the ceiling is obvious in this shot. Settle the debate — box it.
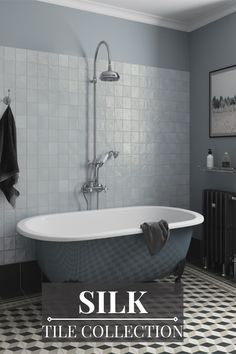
[36,0,236,31]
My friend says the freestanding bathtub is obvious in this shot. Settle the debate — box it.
[17,206,203,282]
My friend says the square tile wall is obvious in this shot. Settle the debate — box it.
[0,46,189,265]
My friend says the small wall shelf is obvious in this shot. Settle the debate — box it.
[198,166,236,174]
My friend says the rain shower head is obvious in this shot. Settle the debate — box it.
[100,68,120,82]
[91,41,120,83]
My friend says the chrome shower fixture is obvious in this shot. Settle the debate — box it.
[82,151,119,193]
[81,150,120,208]
[81,41,120,210]
[100,68,120,82]
[90,40,120,164]
[90,41,120,84]
[101,150,119,165]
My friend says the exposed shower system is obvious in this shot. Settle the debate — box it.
[90,40,120,163]
[81,41,120,209]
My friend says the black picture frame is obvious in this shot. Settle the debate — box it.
[209,65,236,138]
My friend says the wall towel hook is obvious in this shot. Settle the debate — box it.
[2,89,11,106]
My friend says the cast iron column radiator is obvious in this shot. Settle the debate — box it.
[203,189,236,278]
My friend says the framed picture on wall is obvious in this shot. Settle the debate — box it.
[209,65,236,137]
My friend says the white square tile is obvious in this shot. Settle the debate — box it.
[0,46,4,59]
[69,80,78,92]
[27,49,38,62]
[16,61,27,76]
[27,102,38,115]
[16,48,27,62]
[131,64,139,75]
[5,60,15,76]
[27,76,37,89]
[38,64,48,77]
[49,65,59,79]
[4,74,16,89]
[69,55,78,68]
[27,62,37,76]
[16,88,27,102]
[38,77,48,90]
[59,54,69,67]
[69,67,78,81]
[123,63,131,74]
[49,52,59,66]
[38,51,49,64]
[27,89,38,103]
[5,47,15,60]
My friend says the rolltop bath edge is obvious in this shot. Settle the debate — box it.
[17,206,204,282]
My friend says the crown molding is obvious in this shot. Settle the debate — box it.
[188,3,236,31]
[35,0,189,32]
[35,0,236,33]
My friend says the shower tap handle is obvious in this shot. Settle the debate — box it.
[94,184,108,193]
[95,184,108,193]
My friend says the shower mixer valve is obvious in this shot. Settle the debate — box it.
[81,180,108,194]
[81,151,119,196]
[82,160,108,194]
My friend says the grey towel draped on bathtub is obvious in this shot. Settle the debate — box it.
[140,220,170,256]
[0,106,20,207]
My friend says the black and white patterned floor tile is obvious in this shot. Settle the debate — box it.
[0,267,236,354]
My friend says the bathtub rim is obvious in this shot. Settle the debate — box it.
[16,205,204,242]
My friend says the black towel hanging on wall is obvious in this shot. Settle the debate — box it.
[0,106,20,207]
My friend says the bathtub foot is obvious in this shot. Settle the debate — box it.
[174,258,186,283]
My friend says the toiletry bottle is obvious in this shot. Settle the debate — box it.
[207,149,214,169]
[222,152,231,168]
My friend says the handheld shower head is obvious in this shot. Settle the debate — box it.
[112,151,119,158]
[101,150,119,164]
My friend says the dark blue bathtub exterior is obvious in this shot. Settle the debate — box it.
[36,227,193,282]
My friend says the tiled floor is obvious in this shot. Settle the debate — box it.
[0,267,236,353]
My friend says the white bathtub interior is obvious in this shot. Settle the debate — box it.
[17,206,204,242]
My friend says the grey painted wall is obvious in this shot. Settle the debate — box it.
[190,12,236,239]
[0,0,189,71]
